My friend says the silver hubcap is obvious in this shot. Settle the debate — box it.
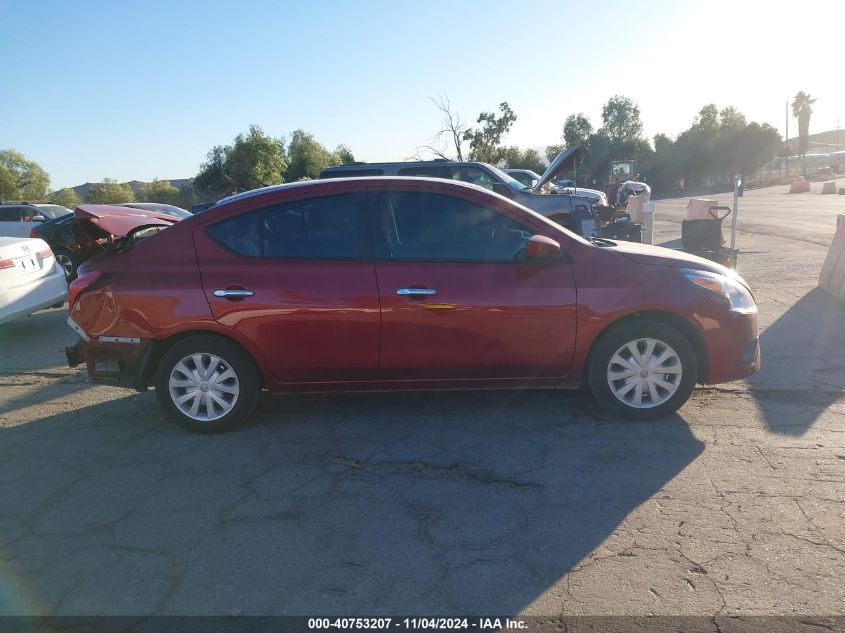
[168,353,239,421]
[57,254,73,278]
[607,338,682,409]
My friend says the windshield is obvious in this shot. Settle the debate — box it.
[35,204,73,219]
[485,164,530,193]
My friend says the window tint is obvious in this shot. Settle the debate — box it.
[0,207,21,222]
[396,166,452,179]
[449,167,498,191]
[320,168,384,178]
[375,191,535,263]
[208,193,369,260]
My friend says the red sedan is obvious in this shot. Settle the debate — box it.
[65,178,759,433]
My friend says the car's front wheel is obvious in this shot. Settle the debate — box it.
[154,335,260,433]
[588,320,698,420]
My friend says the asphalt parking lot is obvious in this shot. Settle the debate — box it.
[0,184,843,618]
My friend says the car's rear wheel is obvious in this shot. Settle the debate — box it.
[588,320,697,420]
[54,249,81,281]
[154,336,260,433]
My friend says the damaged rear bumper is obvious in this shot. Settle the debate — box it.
[65,316,154,392]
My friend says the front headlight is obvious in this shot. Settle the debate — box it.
[682,268,757,314]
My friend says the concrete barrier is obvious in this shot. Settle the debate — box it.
[790,180,811,193]
[819,214,845,301]
[821,181,837,195]
[642,202,655,245]
[626,195,645,224]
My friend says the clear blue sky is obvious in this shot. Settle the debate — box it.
[2,0,843,190]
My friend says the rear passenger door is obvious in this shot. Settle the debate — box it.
[194,192,381,384]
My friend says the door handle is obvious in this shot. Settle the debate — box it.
[396,287,437,297]
[213,288,255,299]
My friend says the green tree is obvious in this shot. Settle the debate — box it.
[86,179,135,203]
[286,130,340,181]
[0,149,50,201]
[544,144,565,161]
[139,178,181,204]
[599,96,644,143]
[719,106,747,130]
[195,125,287,197]
[792,91,816,176]
[502,147,545,173]
[563,113,593,148]
[695,104,720,130]
[464,102,517,163]
[49,187,79,209]
[334,144,355,165]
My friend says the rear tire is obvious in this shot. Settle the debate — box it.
[154,335,260,433]
[587,320,697,421]
[54,249,81,281]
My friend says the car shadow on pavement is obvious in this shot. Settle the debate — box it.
[0,388,703,616]
[0,308,77,375]
[747,288,845,435]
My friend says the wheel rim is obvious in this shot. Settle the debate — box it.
[607,338,682,409]
[168,353,239,421]
[56,254,73,279]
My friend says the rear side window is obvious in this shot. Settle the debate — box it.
[208,193,370,260]
[0,208,21,221]
[396,166,452,179]
[374,191,535,263]
[320,168,383,178]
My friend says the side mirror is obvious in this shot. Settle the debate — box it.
[492,182,515,199]
[526,235,562,260]
[32,215,46,222]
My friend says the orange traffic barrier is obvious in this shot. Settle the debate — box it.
[821,181,837,194]
[819,214,845,301]
[789,180,811,193]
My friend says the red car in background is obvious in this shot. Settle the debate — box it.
[65,178,759,433]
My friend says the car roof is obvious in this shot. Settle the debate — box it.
[213,176,508,208]
[321,160,490,171]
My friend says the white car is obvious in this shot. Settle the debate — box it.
[0,237,68,325]
[0,203,73,238]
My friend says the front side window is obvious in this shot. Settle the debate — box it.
[374,191,535,263]
[449,167,498,190]
[208,193,369,260]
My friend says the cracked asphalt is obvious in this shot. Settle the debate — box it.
[0,184,843,618]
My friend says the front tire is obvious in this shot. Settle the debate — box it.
[154,335,260,433]
[587,320,697,420]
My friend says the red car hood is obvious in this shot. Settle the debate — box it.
[610,240,730,274]
[73,204,178,257]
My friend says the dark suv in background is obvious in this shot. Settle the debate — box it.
[319,146,597,236]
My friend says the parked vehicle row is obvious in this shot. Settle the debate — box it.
[30,204,182,280]
[65,177,759,434]
[0,203,73,238]
[0,236,67,325]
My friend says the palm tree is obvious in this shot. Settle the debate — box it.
[792,91,817,177]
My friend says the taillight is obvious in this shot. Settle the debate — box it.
[68,271,104,310]
[29,228,38,238]
[0,259,14,269]
[39,249,53,259]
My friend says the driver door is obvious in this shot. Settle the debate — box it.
[370,187,578,380]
